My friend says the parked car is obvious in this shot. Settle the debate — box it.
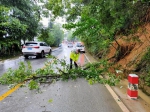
[22,41,52,59]
[75,42,85,53]
[59,43,62,47]
[67,42,73,47]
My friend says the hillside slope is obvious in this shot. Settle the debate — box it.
[106,23,150,95]
[107,23,150,72]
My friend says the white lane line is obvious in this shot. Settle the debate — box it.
[84,53,130,112]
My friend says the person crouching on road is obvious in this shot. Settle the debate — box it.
[70,49,80,69]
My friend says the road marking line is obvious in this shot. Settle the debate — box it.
[0,56,58,101]
[84,53,130,112]
[0,83,22,101]
[0,52,87,102]
[0,62,51,101]
[84,53,91,63]
[105,84,130,112]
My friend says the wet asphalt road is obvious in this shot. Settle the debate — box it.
[0,47,63,76]
[0,44,122,112]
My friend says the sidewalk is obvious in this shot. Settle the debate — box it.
[84,51,150,112]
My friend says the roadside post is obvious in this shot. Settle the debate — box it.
[127,74,139,99]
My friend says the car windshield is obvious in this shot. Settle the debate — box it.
[76,43,83,47]
[25,43,38,46]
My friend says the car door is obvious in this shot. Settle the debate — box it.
[43,42,50,53]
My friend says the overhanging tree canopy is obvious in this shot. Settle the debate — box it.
[44,0,150,54]
[0,0,43,44]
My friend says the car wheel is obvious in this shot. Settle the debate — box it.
[49,49,52,55]
[24,55,28,59]
[40,51,44,58]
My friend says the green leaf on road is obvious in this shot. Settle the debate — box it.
[48,99,53,103]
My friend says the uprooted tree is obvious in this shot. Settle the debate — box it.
[0,56,120,90]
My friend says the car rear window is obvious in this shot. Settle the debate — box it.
[25,43,38,46]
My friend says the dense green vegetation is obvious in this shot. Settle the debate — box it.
[45,0,150,55]
[38,22,64,46]
[0,0,40,44]
[1,0,149,55]
[0,0,64,57]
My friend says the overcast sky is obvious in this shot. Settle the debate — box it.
[41,17,66,27]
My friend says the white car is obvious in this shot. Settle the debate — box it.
[75,42,85,53]
[67,42,73,47]
[22,41,52,59]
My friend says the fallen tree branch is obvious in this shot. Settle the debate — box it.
[24,75,61,82]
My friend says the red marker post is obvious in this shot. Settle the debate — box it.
[127,74,139,99]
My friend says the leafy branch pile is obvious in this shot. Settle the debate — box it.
[0,56,120,90]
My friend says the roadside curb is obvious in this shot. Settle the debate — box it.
[84,53,130,112]
[0,59,3,64]
[52,47,60,52]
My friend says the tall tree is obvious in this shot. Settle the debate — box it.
[38,22,64,46]
[0,5,27,45]
[51,23,64,46]
[0,0,42,44]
